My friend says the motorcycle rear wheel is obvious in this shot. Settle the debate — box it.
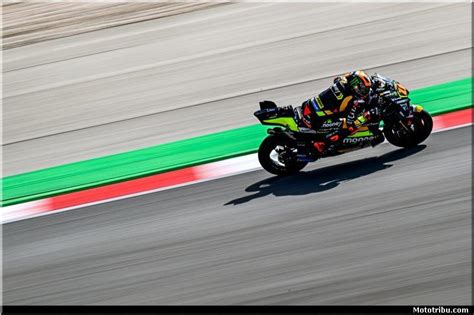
[258,135,308,176]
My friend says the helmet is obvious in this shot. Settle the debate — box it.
[349,70,372,99]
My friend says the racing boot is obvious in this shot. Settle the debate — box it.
[324,135,341,155]
[367,123,385,147]
[370,133,385,147]
[312,141,326,154]
[324,128,351,155]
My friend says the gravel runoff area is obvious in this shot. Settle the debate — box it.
[2,2,223,49]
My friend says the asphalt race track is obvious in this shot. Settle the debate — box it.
[3,2,472,175]
[3,126,471,305]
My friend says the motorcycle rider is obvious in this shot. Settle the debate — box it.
[299,70,385,155]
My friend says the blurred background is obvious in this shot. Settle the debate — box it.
[2,1,472,306]
[3,2,471,175]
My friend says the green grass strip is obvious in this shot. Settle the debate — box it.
[2,77,472,206]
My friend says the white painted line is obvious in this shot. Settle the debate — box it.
[2,199,51,223]
[432,122,473,133]
[194,153,261,178]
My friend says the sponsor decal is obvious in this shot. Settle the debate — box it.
[321,121,342,128]
[343,135,375,144]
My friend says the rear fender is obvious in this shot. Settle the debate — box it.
[254,107,300,132]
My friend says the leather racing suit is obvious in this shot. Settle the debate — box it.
[299,72,384,154]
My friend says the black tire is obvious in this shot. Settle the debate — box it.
[257,136,308,176]
[384,109,433,148]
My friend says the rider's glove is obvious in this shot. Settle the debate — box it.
[371,78,386,93]
[363,107,380,121]
[353,99,366,109]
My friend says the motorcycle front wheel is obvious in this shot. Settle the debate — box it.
[258,135,308,176]
[383,109,433,148]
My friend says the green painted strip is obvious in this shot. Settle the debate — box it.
[409,77,472,114]
[2,77,472,206]
[2,124,267,206]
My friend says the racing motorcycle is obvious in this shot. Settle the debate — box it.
[254,74,433,176]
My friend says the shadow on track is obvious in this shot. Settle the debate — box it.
[225,145,426,206]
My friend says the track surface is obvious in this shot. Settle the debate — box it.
[3,126,471,305]
[3,2,472,175]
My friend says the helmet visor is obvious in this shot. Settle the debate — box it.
[353,82,370,97]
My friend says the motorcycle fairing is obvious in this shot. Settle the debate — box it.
[262,117,300,132]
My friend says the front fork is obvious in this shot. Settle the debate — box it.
[399,104,424,133]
